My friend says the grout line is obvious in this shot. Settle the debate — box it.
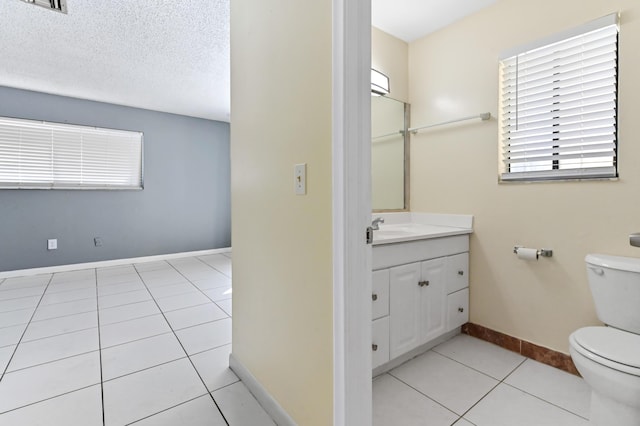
[19,324,98,345]
[500,382,590,421]
[93,268,106,426]
[101,355,189,384]
[3,349,100,375]
[27,307,97,324]
[384,372,460,418]
[133,263,230,426]
[99,330,173,351]
[0,383,101,416]
[123,393,211,425]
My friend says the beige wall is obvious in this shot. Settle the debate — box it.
[372,27,409,102]
[408,0,640,353]
[230,0,334,424]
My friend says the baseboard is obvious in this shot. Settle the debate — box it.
[462,323,580,376]
[229,353,296,426]
[0,247,232,279]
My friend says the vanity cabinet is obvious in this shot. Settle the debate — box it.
[372,237,469,370]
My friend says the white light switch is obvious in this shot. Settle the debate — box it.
[47,239,57,250]
[294,163,306,195]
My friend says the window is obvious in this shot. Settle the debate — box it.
[0,117,143,189]
[499,13,619,181]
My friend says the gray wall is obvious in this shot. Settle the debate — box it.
[0,86,231,271]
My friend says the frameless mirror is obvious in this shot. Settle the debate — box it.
[372,96,409,211]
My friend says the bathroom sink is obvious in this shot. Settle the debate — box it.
[372,223,472,245]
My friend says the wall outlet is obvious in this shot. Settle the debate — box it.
[294,163,306,195]
[47,239,57,250]
[94,237,103,247]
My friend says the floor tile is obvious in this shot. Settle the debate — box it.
[190,344,238,392]
[98,289,152,309]
[31,298,96,321]
[0,324,26,348]
[391,351,498,415]
[39,287,95,306]
[465,383,589,426]
[0,345,15,373]
[97,265,137,278]
[103,358,208,426]
[100,314,171,348]
[0,308,34,328]
[433,334,526,380]
[164,303,228,331]
[139,271,186,287]
[147,282,198,299]
[215,299,232,317]
[45,279,96,294]
[23,311,98,342]
[97,274,142,287]
[0,296,40,314]
[50,270,95,285]
[212,381,275,425]
[133,261,171,272]
[203,284,232,302]
[198,255,232,277]
[453,419,475,426]
[99,300,161,325]
[175,318,232,355]
[97,281,146,297]
[0,385,102,426]
[373,374,458,426]
[155,291,211,312]
[101,333,186,381]
[0,351,101,413]
[0,275,50,290]
[0,286,46,301]
[190,273,231,291]
[130,395,226,425]
[505,359,591,418]
[7,328,98,372]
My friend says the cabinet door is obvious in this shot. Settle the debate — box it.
[447,288,469,331]
[446,252,469,294]
[372,316,390,369]
[389,262,422,359]
[372,269,390,320]
[420,257,447,344]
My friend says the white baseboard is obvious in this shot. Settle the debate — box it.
[0,247,232,279]
[229,353,296,426]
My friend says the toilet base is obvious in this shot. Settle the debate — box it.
[590,391,640,426]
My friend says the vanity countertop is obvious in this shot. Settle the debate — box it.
[371,212,473,246]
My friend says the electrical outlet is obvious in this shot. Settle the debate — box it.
[94,237,103,247]
[294,163,306,195]
[47,239,57,250]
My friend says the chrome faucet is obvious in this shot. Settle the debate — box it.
[371,217,385,230]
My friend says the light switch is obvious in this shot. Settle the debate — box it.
[47,239,57,250]
[294,163,306,195]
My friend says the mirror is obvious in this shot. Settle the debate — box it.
[372,96,409,211]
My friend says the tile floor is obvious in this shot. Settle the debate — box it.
[1,251,593,426]
[374,333,591,426]
[0,252,276,426]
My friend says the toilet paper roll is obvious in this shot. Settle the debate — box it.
[516,247,538,260]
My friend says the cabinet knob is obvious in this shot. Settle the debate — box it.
[372,344,378,351]
[418,280,430,287]
[458,270,464,276]
[458,307,464,313]
[372,294,378,301]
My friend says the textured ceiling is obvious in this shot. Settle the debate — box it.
[0,0,230,121]
[372,0,497,42]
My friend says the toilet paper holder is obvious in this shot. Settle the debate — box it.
[513,246,553,258]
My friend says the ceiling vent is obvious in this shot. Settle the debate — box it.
[20,0,67,14]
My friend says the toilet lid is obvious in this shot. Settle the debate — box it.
[573,326,640,369]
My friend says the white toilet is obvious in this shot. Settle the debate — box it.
[569,254,640,426]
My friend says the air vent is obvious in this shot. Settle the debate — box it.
[20,0,67,14]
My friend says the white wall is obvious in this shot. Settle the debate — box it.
[230,0,334,424]
[408,0,640,353]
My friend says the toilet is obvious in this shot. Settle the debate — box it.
[569,254,640,426]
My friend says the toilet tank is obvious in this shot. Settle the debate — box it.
[586,254,640,335]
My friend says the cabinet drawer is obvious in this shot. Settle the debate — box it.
[372,316,390,369]
[372,269,390,320]
[446,252,469,294]
[447,288,469,331]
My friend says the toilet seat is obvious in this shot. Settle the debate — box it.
[571,326,640,376]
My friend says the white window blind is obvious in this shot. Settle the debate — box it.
[500,13,619,181]
[0,117,143,189]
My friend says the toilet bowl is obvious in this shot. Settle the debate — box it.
[569,254,640,426]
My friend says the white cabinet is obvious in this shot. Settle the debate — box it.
[372,237,470,370]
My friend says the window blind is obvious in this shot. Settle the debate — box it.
[499,13,619,181]
[0,117,143,189]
